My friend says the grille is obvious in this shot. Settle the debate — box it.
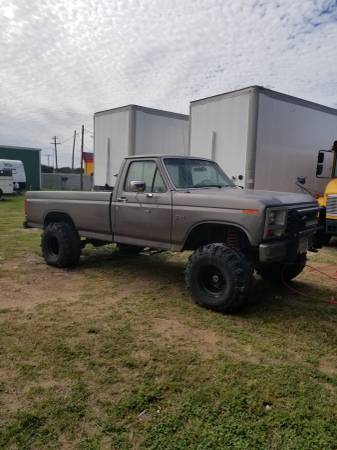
[327,195,337,217]
[286,206,319,235]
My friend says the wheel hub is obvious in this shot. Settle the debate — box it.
[200,266,226,294]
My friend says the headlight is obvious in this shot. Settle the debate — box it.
[264,208,288,239]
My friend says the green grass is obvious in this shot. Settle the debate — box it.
[0,195,337,449]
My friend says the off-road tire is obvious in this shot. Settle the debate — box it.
[117,244,143,255]
[185,243,253,313]
[41,222,81,268]
[258,253,307,283]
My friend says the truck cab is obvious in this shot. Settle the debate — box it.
[316,141,337,241]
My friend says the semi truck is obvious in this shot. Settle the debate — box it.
[189,85,337,241]
[25,155,321,314]
[94,105,189,189]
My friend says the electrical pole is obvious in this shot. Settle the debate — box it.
[71,129,77,171]
[80,125,84,190]
[50,136,60,173]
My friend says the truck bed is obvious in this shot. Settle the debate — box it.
[26,191,113,240]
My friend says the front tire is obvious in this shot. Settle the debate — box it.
[257,253,307,283]
[185,244,253,313]
[41,222,81,268]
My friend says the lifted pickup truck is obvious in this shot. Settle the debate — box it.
[25,155,321,313]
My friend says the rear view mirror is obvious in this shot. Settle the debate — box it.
[129,180,146,192]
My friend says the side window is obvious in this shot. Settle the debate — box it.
[124,161,156,193]
[152,168,166,193]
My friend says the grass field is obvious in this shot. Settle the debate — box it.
[1,195,337,449]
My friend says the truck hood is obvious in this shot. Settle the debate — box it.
[174,187,316,209]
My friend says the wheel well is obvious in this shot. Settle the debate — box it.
[183,223,251,251]
[44,212,76,229]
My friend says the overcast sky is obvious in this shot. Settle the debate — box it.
[1,0,337,166]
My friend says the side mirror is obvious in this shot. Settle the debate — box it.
[316,150,325,176]
[129,180,146,192]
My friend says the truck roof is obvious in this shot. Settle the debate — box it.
[94,104,188,120]
[190,85,337,116]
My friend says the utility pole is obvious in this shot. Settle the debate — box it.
[80,125,84,190]
[50,136,60,172]
[71,129,77,171]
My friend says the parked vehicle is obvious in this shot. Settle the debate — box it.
[0,159,26,190]
[190,86,337,241]
[0,168,14,198]
[94,105,189,189]
[315,141,337,243]
[25,156,321,313]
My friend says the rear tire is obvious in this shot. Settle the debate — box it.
[185,243,253,313]
[41,222,81,268]
[258,253,307,283]
[117,244,143,255]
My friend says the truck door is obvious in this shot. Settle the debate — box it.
[114,159,172,247]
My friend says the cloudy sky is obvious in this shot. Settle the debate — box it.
[1,0,337,166]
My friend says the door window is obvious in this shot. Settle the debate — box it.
[124,161,166,193]
[152,168,166,193]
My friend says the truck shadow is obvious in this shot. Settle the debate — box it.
[78,248,337,319]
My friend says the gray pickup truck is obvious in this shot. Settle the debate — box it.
[25,155,321,313]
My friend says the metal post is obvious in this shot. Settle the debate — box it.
[80,125,84,190]
[71,129,77,170]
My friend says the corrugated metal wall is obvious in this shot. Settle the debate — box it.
[0,146,41,190]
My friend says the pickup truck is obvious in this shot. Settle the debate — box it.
[25,155,321,313]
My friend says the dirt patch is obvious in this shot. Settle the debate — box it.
[319,355,337,377]
[0,255,84,311]
[152,317,261,363]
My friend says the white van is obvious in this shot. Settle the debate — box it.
[0,169,14,198]
[0,159,26,190]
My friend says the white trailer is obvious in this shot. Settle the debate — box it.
[94,105,189,188]
[0,159,26,190]
[0,171,14,198]
[189,86,337,195]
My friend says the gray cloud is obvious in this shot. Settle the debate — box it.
[1,0,337,165]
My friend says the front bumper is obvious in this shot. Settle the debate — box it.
[259,229,314,263]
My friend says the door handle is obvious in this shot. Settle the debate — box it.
[117,197,127,203]
[146,193,153,198]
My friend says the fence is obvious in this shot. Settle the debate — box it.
[41,173,93,191]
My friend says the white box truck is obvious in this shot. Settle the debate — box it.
[189,86,337,195]
[94,105,189,188]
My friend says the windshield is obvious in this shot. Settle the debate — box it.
[164,158,234,189]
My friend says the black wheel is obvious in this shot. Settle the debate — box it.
[185,243,253,313]
[117,244,143,255]
[41,222,81,268]
[0,189,2,200]
[257,253,307,283]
